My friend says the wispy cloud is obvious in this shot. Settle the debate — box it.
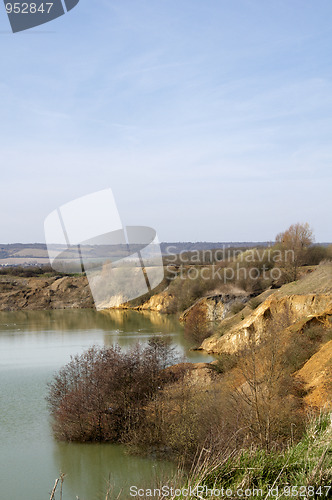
[0,0,331,242]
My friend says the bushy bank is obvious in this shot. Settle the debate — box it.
[47,322,332,459]
[162,412,332,500]
[47,338,179,443]
[49,412,331,499]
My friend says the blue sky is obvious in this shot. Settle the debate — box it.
[1,0,332,242]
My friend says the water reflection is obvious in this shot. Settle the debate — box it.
[53,442,175,500]
[0,309,211,500]
[0,308,119,333]
[0,308,182,333]
[0,309,214,363]
[100,309,180,329]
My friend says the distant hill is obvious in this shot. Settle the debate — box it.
[0,241,271,267]
[0,241,330,267]
[160,242,272,254]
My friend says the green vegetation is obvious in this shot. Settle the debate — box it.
[278,260,332,296]
[0,264,79,278]
[130,225,332,316]
[47,320,332,462]
[162,262,274,314]
[167,412,332,499]
[49,412,332,499]
[8,226,332,500]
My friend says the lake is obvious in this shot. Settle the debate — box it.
[0,309,214,500]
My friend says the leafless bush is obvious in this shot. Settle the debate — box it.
[184,304,213,346]
[47,338,178,443]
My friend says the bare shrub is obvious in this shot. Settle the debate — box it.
[283,323,332,372]
[275,222,314,281]
[47,338,178,443]
[305,245,330,265]
[184,304,212,346]
[231,335,304,451]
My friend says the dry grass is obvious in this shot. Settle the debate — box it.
[49,413,331,499]
[278,262,332,295]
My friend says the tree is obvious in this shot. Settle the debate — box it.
[275,222,314,280]
[184,303,212,346]
[231,308,304,450]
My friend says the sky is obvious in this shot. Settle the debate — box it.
[0,0,332,243]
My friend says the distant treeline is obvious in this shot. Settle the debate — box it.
[0,241,331,260]
[0,265,74,278]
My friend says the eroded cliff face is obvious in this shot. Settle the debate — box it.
[0,275,94,311]
[201,294,332,354]
[179,293,248,323]
[200,263,332,355]
[137,291,174,312]
[296,340,332,408]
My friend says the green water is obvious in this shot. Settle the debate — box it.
[0,309,213,500]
